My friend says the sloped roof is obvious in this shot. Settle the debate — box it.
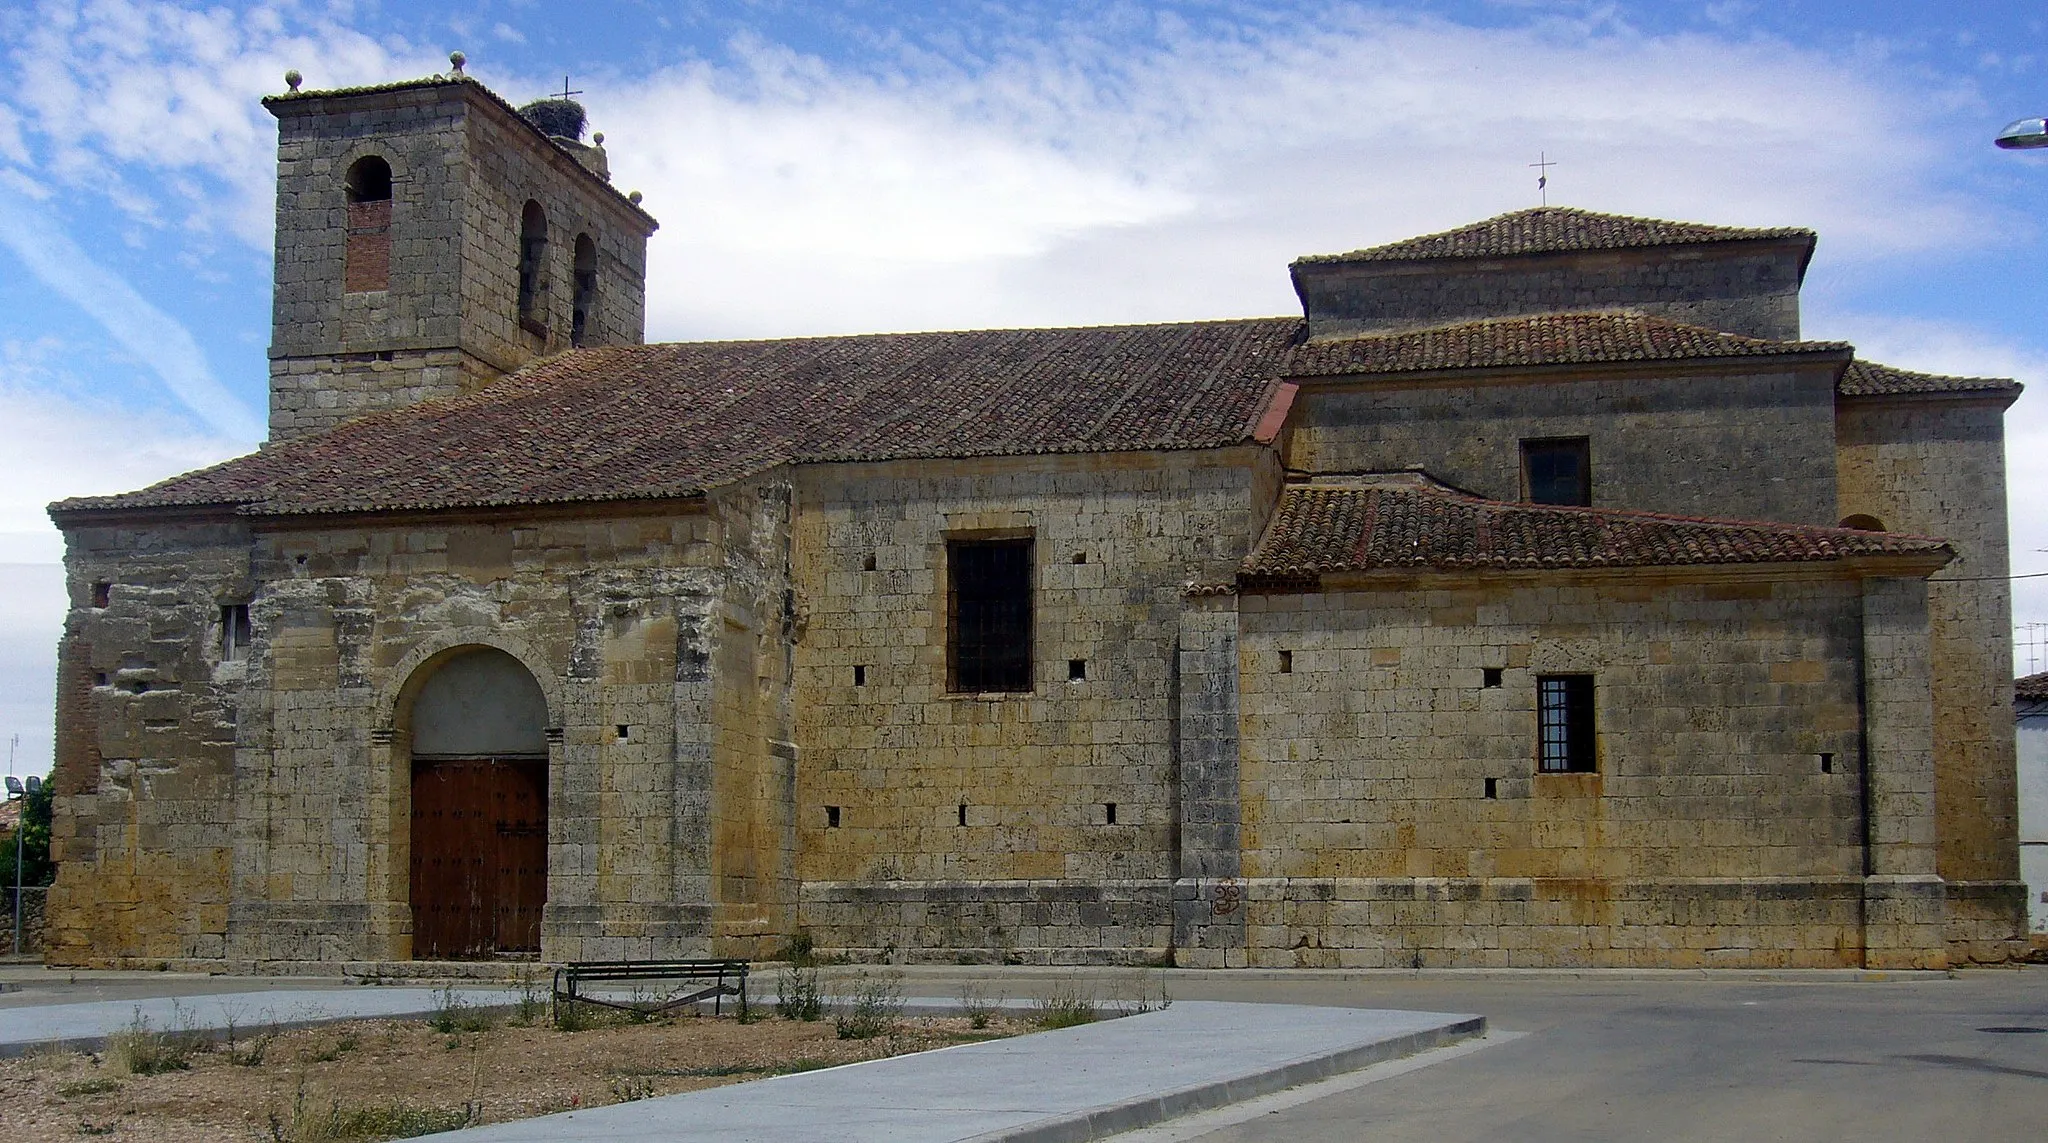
[1287,311,1847,378]
[1840,359,2021,399]
[56,319,1300,518]
[1295,207,1814,266]
[1241,474,1951,580]
[2017,672,2048,702]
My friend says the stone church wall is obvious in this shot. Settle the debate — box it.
[48,502,752,969]
[46,520,252,965]
[1837,394,2027,961]
[1284,362,1841,526]
[789,448,1280,963]
[1223,570,1935,968]
[1291,240,1808,341]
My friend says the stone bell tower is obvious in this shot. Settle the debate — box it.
[262,56,658,443]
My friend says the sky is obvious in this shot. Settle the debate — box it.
[2,0,2047,777]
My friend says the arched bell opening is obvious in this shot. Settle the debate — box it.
[397,646,550,960]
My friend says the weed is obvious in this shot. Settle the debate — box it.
[834,970,904,1040]
[305,1032,358,1063]
[776,963,823,1022]
[77,1121,117,1136]
[268,1075,481,1142]
[231,1035,272,1068]
[511,973,547,1026]
[107,1009,201,1076]
[608,1074,657,1103]
[957,981,1005,1030]
[1108,969,1172,1016]
[1030,980,1099,1030]
[427,986,498,1034]
[56,1078,121,1098]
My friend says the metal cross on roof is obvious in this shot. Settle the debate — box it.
[1529,152,1556,206]
[556,76,583,101]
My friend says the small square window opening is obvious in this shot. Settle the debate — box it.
[862,554,877,571]
[615,724,630,742]
[1522,437,1592,506]
[1482,667,1504,688]
[1072,552,1087,564]
[1068,659,1086,681]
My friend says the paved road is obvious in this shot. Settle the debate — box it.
[1128,968,2048,1143]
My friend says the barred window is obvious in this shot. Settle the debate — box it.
[1537,674,1595,772]
[948,539,1032,692]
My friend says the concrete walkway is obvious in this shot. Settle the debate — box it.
[0,987,524,1055]
[434,1001,1485,1143]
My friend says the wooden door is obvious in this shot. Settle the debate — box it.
[411,758,547,958]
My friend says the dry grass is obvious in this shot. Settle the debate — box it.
[0,1006,1023,1142]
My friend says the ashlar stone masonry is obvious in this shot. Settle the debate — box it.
[43,68,2029,972]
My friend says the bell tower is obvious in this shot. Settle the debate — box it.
[262,56,658,443]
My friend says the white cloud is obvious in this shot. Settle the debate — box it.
[0,367,250,562]
[0,198,265,439]
[3,0,434,247]
[587,11,2000,340]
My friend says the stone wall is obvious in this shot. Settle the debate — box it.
[47,520,253,965]
[788,449,1280,963]
[1837,393,2027,961]
[47,499,782,969]
[1219,569,1939,969]
[1290,240,1809,341]
[1284,362,1842,525]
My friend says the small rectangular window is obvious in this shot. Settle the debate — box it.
[957,803,969,827]
[1068,658,1086,681]
[1482,667,1504,688]
[1523,438,1591,506]
[1484,777,1498,799]
[948,538,1032,692]
[1537,674,1596,772]
[1104,802,1117,825]
[220,604,252,661]
[826,806,841,829]
[853,665,867,687]
[1278,650,1293,673]
[92,582,111,609]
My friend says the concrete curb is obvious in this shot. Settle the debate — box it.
[958,1017,1486,1143]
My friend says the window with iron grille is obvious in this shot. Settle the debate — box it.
[1522,437,1591,506]
[948,539,1032,692]
[1537,674,1595,772]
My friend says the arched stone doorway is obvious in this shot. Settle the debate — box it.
[405,647,549,959]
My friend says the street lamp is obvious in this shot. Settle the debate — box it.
[1995,116,2048,150]
[6,769,40,958]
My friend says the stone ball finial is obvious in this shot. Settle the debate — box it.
[285,69,302,93]
[628,190,643,205]
[449,51,466,76]
[592,132,604,146]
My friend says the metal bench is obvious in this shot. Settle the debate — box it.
[551,958,750,1019]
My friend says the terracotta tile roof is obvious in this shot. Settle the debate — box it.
[1286,311,1848,378]
[1295,207,1813,265]
[1241,473,1951,580]
[2017,672,2048,702]
[55,319,1301,518]
[1839,359,2020,399]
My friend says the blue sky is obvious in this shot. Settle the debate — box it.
[3,0,2047,776]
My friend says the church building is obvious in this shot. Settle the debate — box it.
[44,68,2028,971]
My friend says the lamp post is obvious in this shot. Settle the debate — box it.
[1995,117,2048,150]
[5,742,39,958]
